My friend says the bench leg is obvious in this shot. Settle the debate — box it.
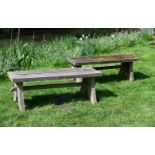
[13,83,17,102]
[128,62,134,81]
[73,65,82,83]
[16,82,25,112]
[80,78,88,94]
[87,78,97,104]
[119,62,134,81]
[119,62,128,75]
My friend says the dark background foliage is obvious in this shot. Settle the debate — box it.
[0,28,138,40]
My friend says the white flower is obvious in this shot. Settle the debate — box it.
[79,37,83,41]
[111,34,115,38]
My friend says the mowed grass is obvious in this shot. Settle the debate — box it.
[0,45,155,126]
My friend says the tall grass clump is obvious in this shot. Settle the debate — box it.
[137,28,154,41]
[94,28,154,54]
[0,42,36,76]
[33,36,78,67]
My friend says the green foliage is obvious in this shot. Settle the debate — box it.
[95,29,154,54]
[0,42,35,76]
[76,40,96,56]
[0,29,154,76]
[138,28,154,41]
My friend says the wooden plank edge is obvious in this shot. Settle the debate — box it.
[11,82,82,91]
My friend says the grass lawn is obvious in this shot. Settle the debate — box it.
[0,45,155,126]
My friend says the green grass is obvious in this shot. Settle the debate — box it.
[0,43,155,126]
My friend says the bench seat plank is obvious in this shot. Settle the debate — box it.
[8,68,102,82]
[67,54,138,66]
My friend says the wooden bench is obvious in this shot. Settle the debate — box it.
[67,54,138,81]
[7,68,102,112]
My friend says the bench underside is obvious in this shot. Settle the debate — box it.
[12,77,98,112]
[11,82,82,91]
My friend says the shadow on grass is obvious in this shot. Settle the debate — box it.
[25,89,117,110]
[96,72,150,83]
[134,72,150,80]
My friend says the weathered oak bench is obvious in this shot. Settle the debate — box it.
[8,68,102,112]
[67,54,138,81]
